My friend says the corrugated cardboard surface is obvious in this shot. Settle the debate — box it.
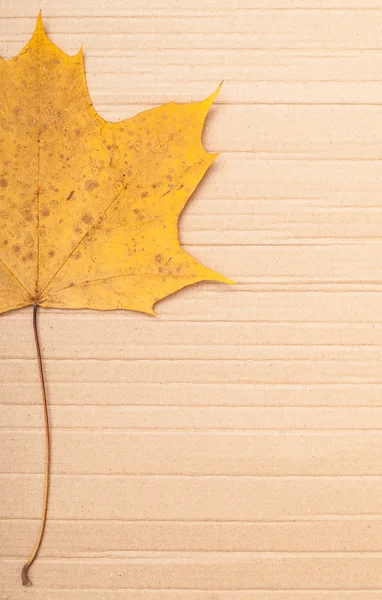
[1,0,382,597]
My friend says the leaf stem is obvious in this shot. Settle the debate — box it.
[21,304,50,586]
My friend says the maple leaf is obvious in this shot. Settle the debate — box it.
[0,13,231,317]
[0,14,233,586]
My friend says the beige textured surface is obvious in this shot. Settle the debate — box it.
[1,0,382,597]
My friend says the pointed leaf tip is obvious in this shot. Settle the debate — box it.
[216,274,237,285]
[31,11,49,44]
[199,265,236,286]
[35,11,44,32]
[203,83,223,109]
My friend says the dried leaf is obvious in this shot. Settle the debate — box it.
[1,14,233,586]
[0,13,232,317]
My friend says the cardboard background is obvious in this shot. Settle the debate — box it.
[1,1,382,597]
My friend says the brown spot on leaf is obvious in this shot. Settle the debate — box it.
[141,192,148,198]
[74,252,81,260]
[75,128,82,137]
[3,239,8,246]
[133,208,144,221]
[48,250,55,257]
[85,180,98,192]
[67,190,75,200]
[0,178,8,188]
[41,208,50,217]
[155,254,163,264]
[12,244,20,254]
[82,212,93,225]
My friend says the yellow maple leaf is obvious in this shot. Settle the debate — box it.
[1,14,233,586]
[0,13,232,317]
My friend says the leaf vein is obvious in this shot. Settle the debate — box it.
[0,258,30,298]
[40,176,134,297]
